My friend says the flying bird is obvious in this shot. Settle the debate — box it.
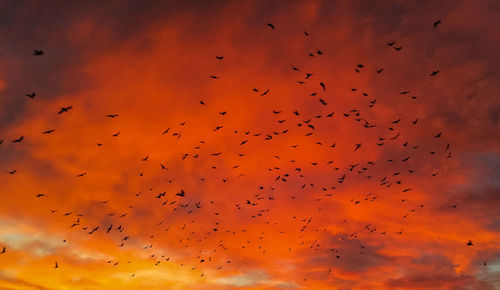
[12,136,24,143]
[58,106,73,114]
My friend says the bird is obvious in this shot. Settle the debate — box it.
[0,246,5,254]
[215,56,223,60]
[58,106,73,114]
[43,130,55,134]
[12,136,24,143]
[7,170,17,175]
[106,114,119,118]
[54,262,59,268]
[33,50,44,55]
[430,70,440,76]
[261,89,270,96]
[467,240,474,246]
[267,23,275,30]
[76,172,87,177]
[26,92,36,98]
[433,20,441,28]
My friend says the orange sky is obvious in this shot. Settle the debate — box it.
[0,1,499,289]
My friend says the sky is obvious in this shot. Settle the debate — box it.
[0,0,499,289]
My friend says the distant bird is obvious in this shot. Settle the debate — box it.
[12,136,24,143]
[26,92,36,98]
[58,106,73,114]
[320,82,326,91]
[33,50,44,55]
[261,89,270,96]
[210,75,219,79]
[387,41,395,46]
[267,23,275,30]
[76,172,87,177]
[434,132,442,138]
[43,130,55,134]
[304,31,309,36]
[215,56,223,60]
[433,20,441,28]
[200,100,205,105]
[394,46,402,51]
[0,247,5,254]
[112,132,120,137]
[430,70,439,76]
[36,194,48,198]
[7,170,17,175]
[106,114,119,118]
[54,262,59,268]
[467,240,474,246]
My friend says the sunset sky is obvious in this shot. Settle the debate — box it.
[0,1,499,289]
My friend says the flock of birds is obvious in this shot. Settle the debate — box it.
[0,19,487,283]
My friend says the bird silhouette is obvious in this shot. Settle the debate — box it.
[58,106,73,114]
